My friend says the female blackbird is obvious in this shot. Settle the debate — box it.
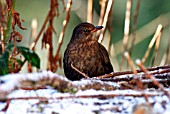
[63,22,113,81]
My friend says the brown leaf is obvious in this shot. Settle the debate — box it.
[9,31,22,43]
[51,0,59,16]
[61,0,66,12]
[42,25,53,49]
[12,10,27,30]
[5,0,12,14]
[21,19,24,22]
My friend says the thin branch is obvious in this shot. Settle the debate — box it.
[87,0,93,23]
[71,64,89,78]
[124,52,144,89]
[129,0,141,55]
[124,51,149,104]
[31,19,38,40]
[98,0,114,43]
[167,46,170,63]
[1,27,5,53]
[141,24,163,64]
[1,99,10,112]
[136,59,170,99]
[120,0,133,71]
[23,5,51,70]
[54,0,72,62]
[0,91,161,102]
[98,0,107,26]
[124,52,149,104]
[30,12,50,50]
[153,28,162,66]
[160,30,170,65]
[97,65,170,78]
[115,12,170,56]
[165,28,170,64]
[97,70,170,83]
[107,5,113,54]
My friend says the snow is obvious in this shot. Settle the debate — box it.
[0,88,169,114]
[0,71,170,114]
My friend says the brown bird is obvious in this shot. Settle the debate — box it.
[63,22,113,81]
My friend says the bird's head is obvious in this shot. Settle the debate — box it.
[70,22,103,42]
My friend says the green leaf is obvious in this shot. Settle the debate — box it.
[17,46,40,69]
[0,51,9,75]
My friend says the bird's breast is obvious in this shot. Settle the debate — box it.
[67,41,100,69]
[69,40,98,57]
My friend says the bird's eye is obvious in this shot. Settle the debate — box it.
[83,29,87,32]
[83,29,90,32]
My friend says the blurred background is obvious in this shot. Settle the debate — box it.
[14,0,170,75]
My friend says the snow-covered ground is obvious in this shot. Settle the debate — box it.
[0,88,169,114]
[0,71,170,114]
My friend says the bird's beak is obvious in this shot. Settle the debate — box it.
[91,26,103,33]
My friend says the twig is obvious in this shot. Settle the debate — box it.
[30,12,50,50]
[98,0,114,43]
[165,28,170,64]
[141,78,170,85]
[0,27,5,53]
[160,31,169,65]
[97,72,170,88]
[120,0,133,71]
[98,0,107,26]
[61,0,66,12]
[97,65,170,78]
[115,12,170,56]
[0,91,161,102]
[22,6,50,70]
[124,53,150,107]
[167,46,170,63]
[148,68,170,76]
[136,59,170,99]
[1,99,10,112]
[124,52,137,74]
[107,5,113,54]
[87,0,93,23]
[124,52,144,89]
[129,0,141,56]
[141,24,163,64]
[31,19,38,41]
[20,85,47,90]
[71,64,89,78]
[54,0,72,62]
[153,27,162,66]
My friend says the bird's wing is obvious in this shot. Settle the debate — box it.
[98,43,113,72]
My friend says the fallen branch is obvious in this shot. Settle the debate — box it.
[0,90,161,102]
[136,60,170,98]
[97,64,170,78]
[0,65,169,99]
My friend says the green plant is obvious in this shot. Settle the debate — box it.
[0,0,40,75]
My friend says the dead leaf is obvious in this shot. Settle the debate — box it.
[12,10,27,30]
